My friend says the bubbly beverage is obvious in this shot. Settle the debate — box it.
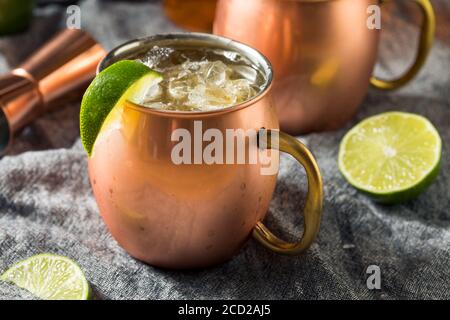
[138,46,266,111]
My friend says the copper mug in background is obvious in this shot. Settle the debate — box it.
[89,33,323,269]
[163,0,217,32]
[214,0,435,134]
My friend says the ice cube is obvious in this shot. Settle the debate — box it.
[187,84,206,108]
[216,49,240,63]
[185,83,232,110]
[182,60,204,73]
[142,82,163,103]
[168,73,201,100]
[168,82,188,100]
[204,61,227,86]
[231,65,258,83]
[228,79,256,102]
[141,46,175,70]
[204,85,235,108]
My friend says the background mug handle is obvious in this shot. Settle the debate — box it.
[253,129,323,255]
[370,0,435,90]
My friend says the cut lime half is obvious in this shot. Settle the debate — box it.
[0,254,90,300]
[338,111,441,204]
[80,60,162,156]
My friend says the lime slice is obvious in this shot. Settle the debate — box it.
[80,60,162,156]
[338,111,441,204]
[1,254,90,300]
[0,253,90,300]
[0,254,90,300]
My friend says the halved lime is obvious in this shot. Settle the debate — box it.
[0,254,90,300]
[80,60,162,156]
[338,112,441,204]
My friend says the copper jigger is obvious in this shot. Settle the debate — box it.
[0,29,106,155]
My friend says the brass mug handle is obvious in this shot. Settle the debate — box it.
[370,0,435,90]
[253,129,323,255]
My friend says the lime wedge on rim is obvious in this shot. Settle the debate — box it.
[0,254,90,300]
[80,60,162,156]
[338,111,441,204]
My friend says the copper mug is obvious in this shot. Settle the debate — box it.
[163,0,217,32]
[88,33,323,269]
[214,0,435,134]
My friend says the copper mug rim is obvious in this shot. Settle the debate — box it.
[98,32,274,118]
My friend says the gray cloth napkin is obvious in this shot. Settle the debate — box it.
[0,0,449,300]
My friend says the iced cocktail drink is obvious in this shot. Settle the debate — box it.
[87,34,323,269]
